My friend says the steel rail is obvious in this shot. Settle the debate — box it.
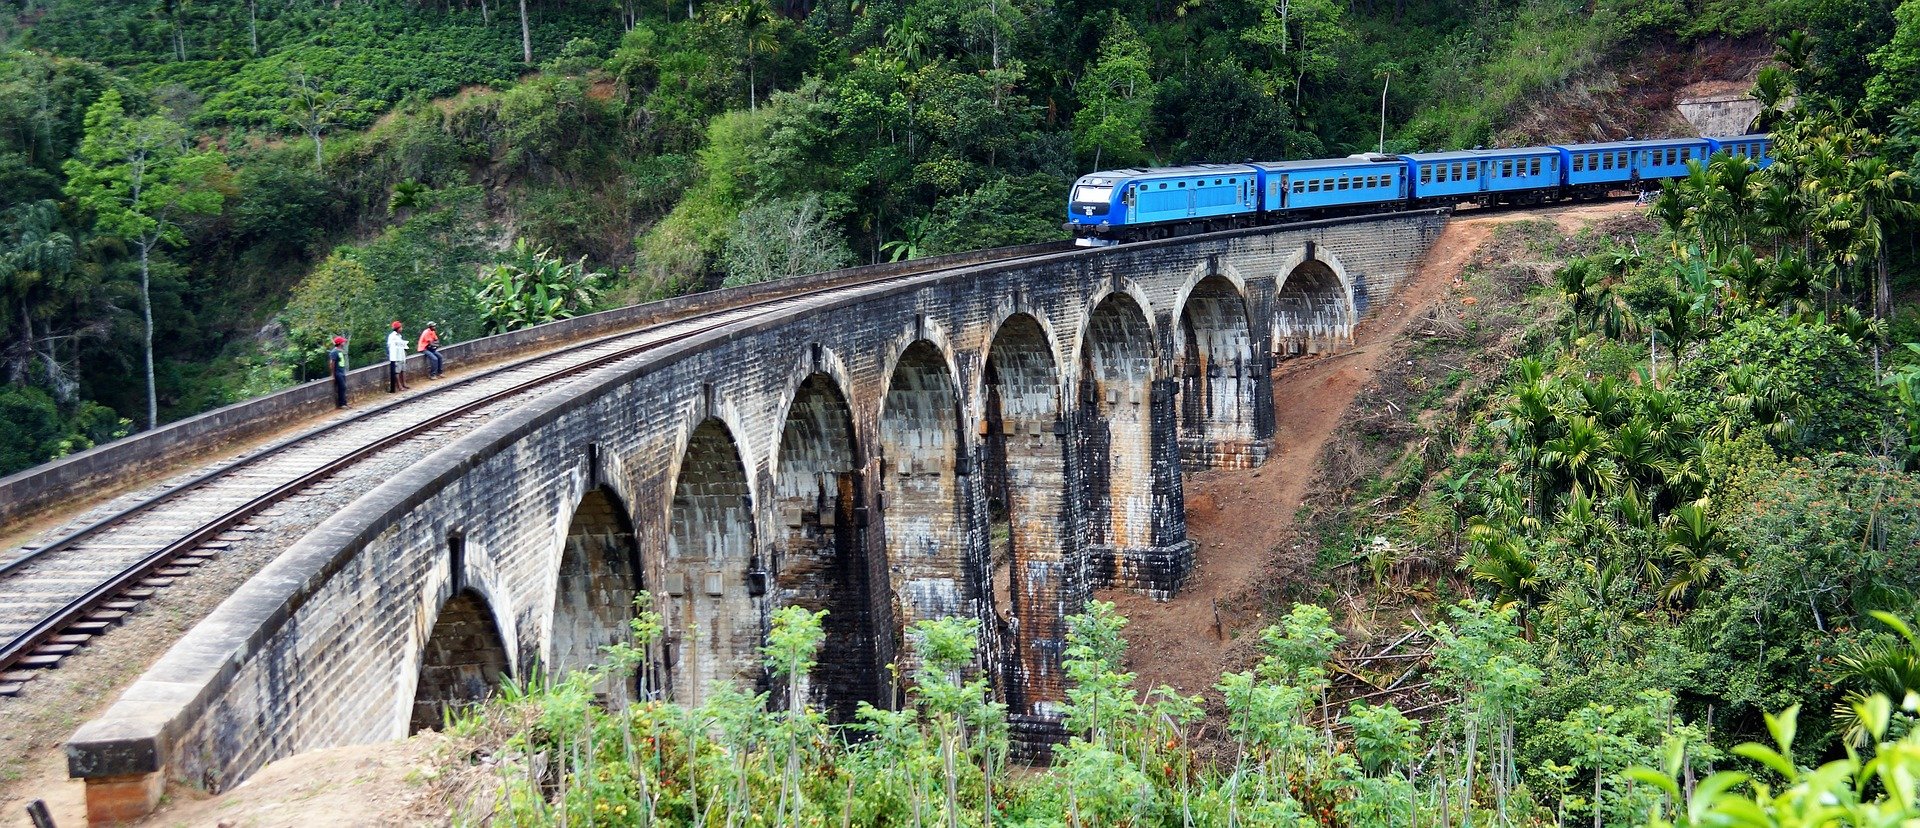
[0,321,719,673]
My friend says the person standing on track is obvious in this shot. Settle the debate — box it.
[418,321,443,379]
[387,320,411,392]
[328,335,349,409]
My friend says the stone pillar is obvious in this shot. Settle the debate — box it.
[1082,377,1193,600]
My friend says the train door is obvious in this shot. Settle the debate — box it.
[1187,181,1197,217]
[1478,161,1490,193]
[1122,184,1136,223]
[1279,175,1290,210]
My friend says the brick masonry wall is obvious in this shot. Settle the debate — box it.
[66,212,1447,792]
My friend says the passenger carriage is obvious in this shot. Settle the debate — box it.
[1551,138,1712,198]
[1250,156,1406,217]
[1706,135,1774,168]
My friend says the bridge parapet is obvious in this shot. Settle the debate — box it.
[65,211,1447,817]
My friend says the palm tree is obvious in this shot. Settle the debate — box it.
[1576,376,1628,427]
[1541,416,1616,496]
[1832,612,1920,746]
[1776,30,1812,82]
[1850,155,1916,322]
[1752,66,1792,132]
[718,0,779,111]
[1466,525,1543,636]
[1658,498,1725,606]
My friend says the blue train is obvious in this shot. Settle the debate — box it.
[1065,134,1774,245]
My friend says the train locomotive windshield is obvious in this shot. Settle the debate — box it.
[1071,184,1115,212]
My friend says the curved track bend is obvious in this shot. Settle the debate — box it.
[0,242,1065,692]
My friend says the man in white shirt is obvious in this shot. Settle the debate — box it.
[387,320,411,392]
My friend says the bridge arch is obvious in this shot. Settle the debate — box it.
[409,586,511,733]
[548,486,641,699]
[1273,246,1357,356]
[770,368,881,720]
[1076,291,1159,559]
[1177,274,1263,469]
[981,311,1075,717]
[663,417,759,705]
[879,338,971,637]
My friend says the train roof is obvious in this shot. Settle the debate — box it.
[1550,137,1714,152]
[1074,163,1257,183]
[1401,146,1560,162]
[1250,156,1402,173]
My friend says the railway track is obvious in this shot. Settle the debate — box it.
[0,244,1064,695]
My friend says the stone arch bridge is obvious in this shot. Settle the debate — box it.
[70,211,1446,799]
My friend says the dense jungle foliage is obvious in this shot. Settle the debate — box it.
[0,0,1870,472]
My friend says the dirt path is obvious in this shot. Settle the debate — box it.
[1102,200,1635,696]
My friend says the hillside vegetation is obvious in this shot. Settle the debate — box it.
[0,0,1838,473]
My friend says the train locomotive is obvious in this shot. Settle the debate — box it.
[1065,134,1774,246]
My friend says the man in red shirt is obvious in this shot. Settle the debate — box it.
[418,321,443,379]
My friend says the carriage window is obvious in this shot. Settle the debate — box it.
[1601,154,1613,170]
[1420,166,1432,184]
[1214,179,1222,185]
[1465,164,1477,179]
[1293,181,1305,193]
[1501,159,1513,177]
[1308,179,1321,192]
[1573,155,1585,172]
[1178,181,1186,187]
[1158,183,1166,189]
[1530,158,1542,175]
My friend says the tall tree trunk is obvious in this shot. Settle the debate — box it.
[1378,71,1389,154]
[1279,0,1289,53]
[480,0,489,24]
[748,55,756,111]
[518,0,532,64]
[13,303,33,387]
[248,0,259,54]
[139,241,157,430]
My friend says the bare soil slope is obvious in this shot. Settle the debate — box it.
[1101,201,1640,697]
